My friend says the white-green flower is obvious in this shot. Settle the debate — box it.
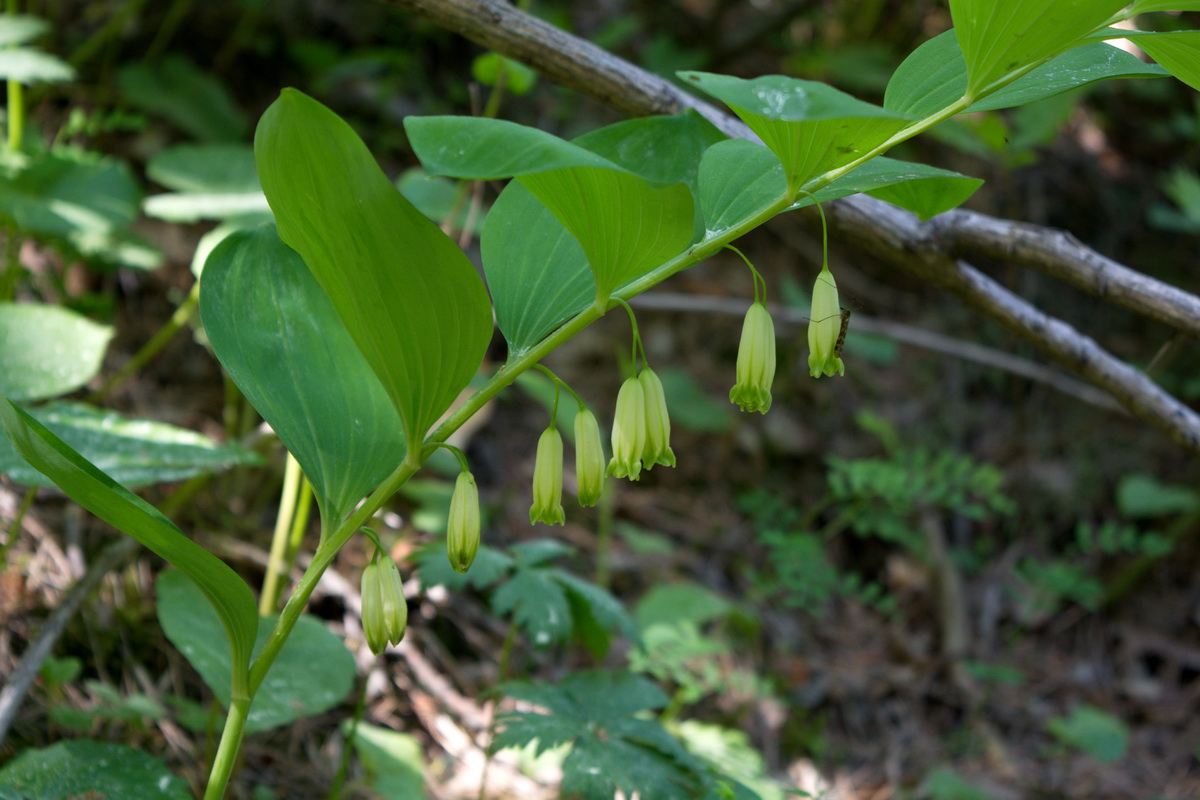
[447,471,480,573]
[607,375,646,480]
[639,367,676,469]
[807,267,845,378]
[574,406,606,507]
[729,301,776,413]
[530,426,566,525]
[361,555,407,654]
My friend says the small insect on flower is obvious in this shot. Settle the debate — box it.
[807,267,846,378]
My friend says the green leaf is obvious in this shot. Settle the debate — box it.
[554,570,641,646]
[0,398,257,684]
[396,168,482,233]
[789,156,983,220]
[0,303,112,401]
[156,570,355,734]
[886,31,1170,117]
[200,226,406,524]
[1115,473,1200,518]
[1133,31,1200,92]
[679,71,910,192]
[948,0,1127,97]
[920,767,993,800]
[0,402,261,487]
[257,90,492,446]
[0,47,73,84]
[0,740,191,800]
[471,52,537,95]
[143,143,268,223]
[1046,704,1129,764]
[118,55,247,142]
[0,15,48,46]
[510,538,575,566]
[697,139,786,233]
[1130,0,1200,10]
[481,180,593,355]
[406,114,695,299]
[415,542,513,591]
[634,582,731,631]
[658,366,732,433]
[346,721,428,800]
[492,568,573,647]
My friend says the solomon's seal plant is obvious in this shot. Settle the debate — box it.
[574,405,606,506]
[530,424,566,525]
[448,469,481,573]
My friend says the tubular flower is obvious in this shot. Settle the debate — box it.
[530,426,566,525]
[361,556,408,654]
[807,267,845,378]
[729,301,776,413]
[607,375,646,480]
[447,471,480,573]
[639,367,676,469]
[574,406,606,507]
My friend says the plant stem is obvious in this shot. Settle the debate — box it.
[202,696,250,800]
[260,453,303,615]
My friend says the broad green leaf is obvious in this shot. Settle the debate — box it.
[481,180,593,355]
[634,582,731,631]
[0,152,141,256]
[347,722,428,800]
[1115,473,1200,518]
[920,768,993,800]
[492,568,573,647]
[679,71,910,191]
[415,542,513,591]
[144,143,268,223]
[510,538,577,566]
[189,212,275,278]
[256,90,492,446]
[0,47,73,84]
[1134,31,1200,92]
[407,114,695,299]
[0,401,260,487]
[1128,0,1200,12]
[156,570,356,734]
[0,14,48,46]
[886,31,1169,117]
[0,399,257,683]
[0,303,112,401]
[0,741,191,800]
[118,55,247,142]
[697,139,786,232]
[471,52,537,95]
[396,168,482,233]
[949,0,1128,97]
[791,156,983,220]
[1046,704,1129,764]
[200,226,406,524]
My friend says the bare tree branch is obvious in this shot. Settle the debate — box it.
[381,0,1200,451]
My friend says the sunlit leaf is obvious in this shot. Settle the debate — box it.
[0,303,112,401]
[1128,0,1200,12]
[0,741,190,799]
[794,156,983,219]
[1133,31,1200,92]
[143,143,268,223]
[200,226,406,524]
[0,47,73,84]
[0,14,48,46]
[256,90,493,446]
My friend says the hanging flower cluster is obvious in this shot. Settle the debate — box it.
[360,550,408,655]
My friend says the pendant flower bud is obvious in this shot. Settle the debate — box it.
[729,301,776,413]
[639,367,675,469]
[574,406,606,507]
[530,426,566,525]
[447,471,480,573]
[607,375,646,480]
[808,267,845,378]
[361,556,408,654]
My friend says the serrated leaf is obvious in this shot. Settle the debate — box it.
[118,55,246,142]
[510,538,575,566]
[0,47,73,83]
[0,740,191,799]
[156,570,355,734]
[948,0,1127,97]
[0,399,258,685]
[553,569,640,643]
[492,568,572,647]
[679,71,911,192]
[0,303,112,401]
[257,91,492,447]
[886,31,1169,117]
[0,402,261,487]
[1133,31,1200,93]
[562,732,700,800]
[200,225,406,524]
[0,15,48,46]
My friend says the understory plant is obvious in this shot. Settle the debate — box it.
[3,2,1200,797]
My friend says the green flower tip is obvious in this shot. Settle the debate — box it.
[574,407,606,507]
[607,375,646,480]
[530,426,566,526]
[807,268,846,379]
[361,555,408,655]
[730,301,776,413]
[447,471,480,573]
[639,367,675,469]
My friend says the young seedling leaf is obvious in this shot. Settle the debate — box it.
[0,303,112,401]
[0,740,191,799]
[0,402,260,487]
[201,226,406,524]
[680,71,911,192]
[156,571,356,734]
[948,0,1128,98]
[0,398,258,684]
[886,31,1169,117]
[256,90,493,447]
[1134,31,1200,93]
